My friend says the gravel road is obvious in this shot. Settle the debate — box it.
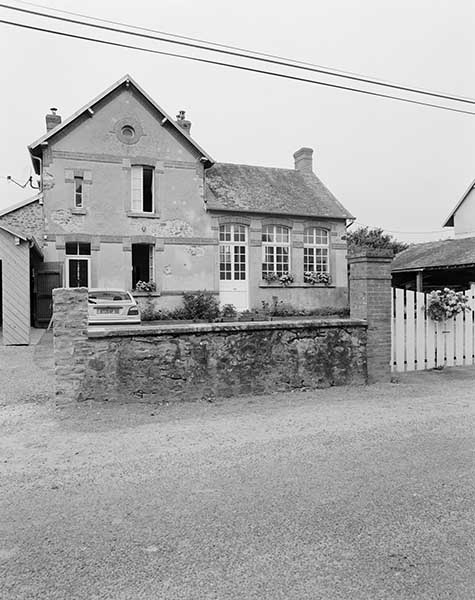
[0,352,474,599]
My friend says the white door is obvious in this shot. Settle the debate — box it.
[219,224,249,311]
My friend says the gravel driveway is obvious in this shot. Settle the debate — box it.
[0,330,53,406]
[0,343,474,599]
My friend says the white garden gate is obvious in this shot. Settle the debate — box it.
[391,284,475,372]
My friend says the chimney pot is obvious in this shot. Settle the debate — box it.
[293,147,314,173]
[176,109,191,135]
[45,107,62,132]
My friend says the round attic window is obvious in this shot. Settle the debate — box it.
[114,117,144,145]
[121,125,135,138]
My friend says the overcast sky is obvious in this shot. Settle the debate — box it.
[0,0,473,242]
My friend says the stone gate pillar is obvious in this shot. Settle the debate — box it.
[52,287,89,403]
[348,249,393,383]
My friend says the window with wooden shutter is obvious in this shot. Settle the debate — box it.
[130,166,154,213]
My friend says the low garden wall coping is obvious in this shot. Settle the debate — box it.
[87,318,367,339]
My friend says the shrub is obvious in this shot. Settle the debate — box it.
[221,304,238,319]
[426,288,470,322]
[140,298,156,321]
[182,291,220,321]
[261,296,293,317]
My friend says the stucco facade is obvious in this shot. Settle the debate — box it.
[21,75,354,314]
[443,179,475,238]
[450,186,475,238]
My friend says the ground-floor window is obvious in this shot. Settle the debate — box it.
[303,227,329,274]
[262,225,290,277]
[219,224,247,281]
[132,244,154,289]
[65,242,91,287]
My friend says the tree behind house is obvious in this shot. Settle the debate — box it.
[346,226,408,255]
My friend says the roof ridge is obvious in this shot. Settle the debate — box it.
[213,161,298,172]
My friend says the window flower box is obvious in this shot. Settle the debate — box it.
[262,272,295,287]
[304,271,331,286]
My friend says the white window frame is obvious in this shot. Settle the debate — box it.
[74,176,84,208]
[303,227,330,274]
[261,225,291,278]
[65,257,91,288]
[148,244,154,283]
[131,243,155,288]
[65,242,91,288]
[219,224,248,281]
[131,165,154,213]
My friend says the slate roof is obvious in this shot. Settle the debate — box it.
[205,163,353,219]
[392,236,475,271]
[0,223,28,241]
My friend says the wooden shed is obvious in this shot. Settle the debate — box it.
[0,224,43,345]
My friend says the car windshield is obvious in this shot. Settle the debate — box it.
[89,291,130,303]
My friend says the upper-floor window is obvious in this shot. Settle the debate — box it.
[74,176,83,208]
[304,227,329,273]
[262,225,290,277]
[131,165,154,213]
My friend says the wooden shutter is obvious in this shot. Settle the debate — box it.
[81,181,90,207]
[131,166,143,212]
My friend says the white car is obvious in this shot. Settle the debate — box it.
[88,289,141,325]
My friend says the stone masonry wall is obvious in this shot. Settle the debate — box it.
[53,287,89,403]
[0,200,45,243]
[52,288,367,403]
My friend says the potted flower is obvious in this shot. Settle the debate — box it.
[134,280,157,293]
[263,272,279,284]
[279,273,294,287]
[426,288,470,321]
[304,271,331,286]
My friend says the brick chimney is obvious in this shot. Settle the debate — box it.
[46,108,61,131]
[293,147,313,173]
[176,110,191,135]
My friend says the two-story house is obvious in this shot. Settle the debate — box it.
[392,179,475,292]
[0,74,353,344]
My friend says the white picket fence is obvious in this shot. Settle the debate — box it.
[391,285,475,372]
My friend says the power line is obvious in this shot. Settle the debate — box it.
[2,0,475,107]
[10,0,378,79]
[351,221,450,235]
[1,18,475,117]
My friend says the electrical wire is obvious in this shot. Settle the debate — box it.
[1,18,475,116]
[2,1,475,107]
[351,221,450,235]
[7,0,378,78]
